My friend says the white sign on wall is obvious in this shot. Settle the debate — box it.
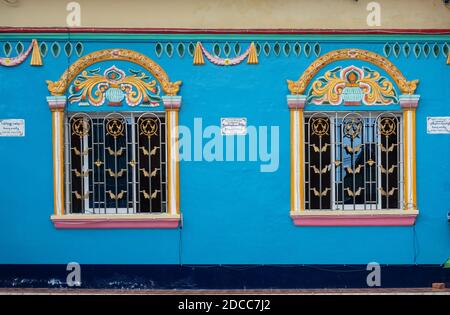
[221,118,247,136]
[0,119,25,137]
[427,117,450,134]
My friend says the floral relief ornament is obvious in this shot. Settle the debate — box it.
[287,48,418,95]
[68,65,162,107]
[307,65,399,106]
[47,49,181,96]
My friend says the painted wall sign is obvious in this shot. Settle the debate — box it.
[221,118,247,136]
[427,117,450,134]
[0,119,25,137]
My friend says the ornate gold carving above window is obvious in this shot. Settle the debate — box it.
[287,48,418,95]
[307,65,399,106]
[46,48,182,96]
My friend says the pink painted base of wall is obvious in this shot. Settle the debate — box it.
[51,217,181,229]
[290,214,417,227]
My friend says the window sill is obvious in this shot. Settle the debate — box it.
[290,210,418,227]
[51,214,181,229]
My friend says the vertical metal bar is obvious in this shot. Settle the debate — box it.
[337,113,341,210]
[103,117,107,215]
[64,118,69,214]
[319,128,322,210]
[114,126,118,213]
[339,119,345,210]
[398,114,403,209]
[385,122,389,209]
[308,118,311,210]
[304,117,308,210]
[330,116,336,210]
[66,116,72,214]
[65,117,70,214]
[363,115,367,210]
[131,113,137,213]
[160,112,167,212]
[158,116,163,212]
[82,119,89,213]
[377,117,382,209]
[97,117,103,214]
[351,119,355,210]
[89,118,94,214]
[125,115,130,214]
[368,114,373,210]
[94,118,98,214]
[137,116,141,213]
[148,134,152,213]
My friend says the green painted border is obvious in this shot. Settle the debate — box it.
[0,33,449,42]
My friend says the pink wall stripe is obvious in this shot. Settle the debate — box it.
[291,214,417,227]
[52,218,180,229]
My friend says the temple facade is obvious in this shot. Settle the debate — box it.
[0,0,449,288]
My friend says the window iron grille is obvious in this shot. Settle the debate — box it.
[304,111,403,211]
[64,112,167,214]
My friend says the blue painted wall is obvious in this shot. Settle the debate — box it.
[0,34,449,265]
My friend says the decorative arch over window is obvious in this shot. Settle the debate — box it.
[46,49,182,229]
[306,65,399,106]
[46,48,181,97]
[287,48,418,95]
[286,48,420,227]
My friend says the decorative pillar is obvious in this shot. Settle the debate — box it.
[162,95,182,216]
[287,95,307,213]
[47,96,67,216]
[400,94,420,211]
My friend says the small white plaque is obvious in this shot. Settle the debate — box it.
[221,118,247,136]
[427,117,450,134]
[0,119,25,137]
